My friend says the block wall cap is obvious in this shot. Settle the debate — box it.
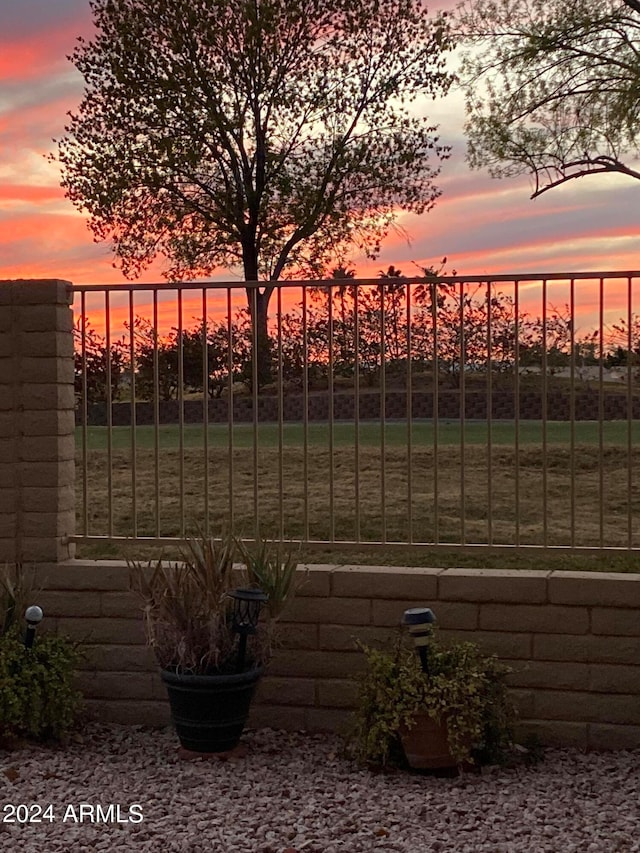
[550,570,640,583]
[62,559,134,570]
[334,565,445,576]
[0,280,73,306]
[549,571,640,607]
[440,568,552,580]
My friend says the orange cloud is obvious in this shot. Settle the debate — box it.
[0,184,63,203]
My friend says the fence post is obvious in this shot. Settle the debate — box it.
[0,280,75,565]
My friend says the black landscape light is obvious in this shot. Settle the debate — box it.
[24,605,44,650]
[229,588,268,672]
[402,606,436,675]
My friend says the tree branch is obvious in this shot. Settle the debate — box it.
[530,155,640,198]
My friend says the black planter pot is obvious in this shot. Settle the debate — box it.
[161,666,264,753]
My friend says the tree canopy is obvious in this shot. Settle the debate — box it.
[57,0,455,283]
[455,0,640,197]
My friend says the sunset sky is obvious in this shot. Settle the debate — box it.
[1,0,638,300]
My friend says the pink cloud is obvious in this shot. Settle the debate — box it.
[0,10,91,84]
[1,32,71,84]
[1,0,638,327]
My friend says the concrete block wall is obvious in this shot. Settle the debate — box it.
[5,278,640,752]
[0,280,76,564]
[33,560,640,750]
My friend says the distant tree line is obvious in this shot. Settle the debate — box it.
[74,271,639,404]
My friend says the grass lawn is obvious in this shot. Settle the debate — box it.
[75,420,640,571]
[78,419,640,450]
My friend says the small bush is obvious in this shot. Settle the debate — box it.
[348,633,515,767]
[0,630,84,743]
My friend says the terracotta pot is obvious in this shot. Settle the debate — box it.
[399,711,459,769]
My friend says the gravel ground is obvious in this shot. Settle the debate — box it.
[1,724,639,853]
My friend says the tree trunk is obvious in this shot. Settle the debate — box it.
[242,239,273,389]
[246,288,273,389]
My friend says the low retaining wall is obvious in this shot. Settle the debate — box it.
[34,561,640,750]
[81,388,640,426]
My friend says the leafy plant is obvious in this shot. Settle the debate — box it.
[129,533,301,675]
[0,564,83,744]
[349,632,514,767]
[0,632,84,743]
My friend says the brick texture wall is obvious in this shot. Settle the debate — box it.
[0,280,75,564]
[84,389,640,426]
[6,279,640,752]
[33,561,640,751]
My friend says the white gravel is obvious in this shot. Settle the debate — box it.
[1,724,639,852]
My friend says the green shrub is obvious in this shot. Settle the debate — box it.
[348,633,515,767]
[0,630,84,743]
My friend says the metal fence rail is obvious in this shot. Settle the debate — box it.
[71,272,640,554]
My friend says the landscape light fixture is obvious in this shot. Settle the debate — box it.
[24,605,44,650]
[402,606,436,674]
[229,588,268,672]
